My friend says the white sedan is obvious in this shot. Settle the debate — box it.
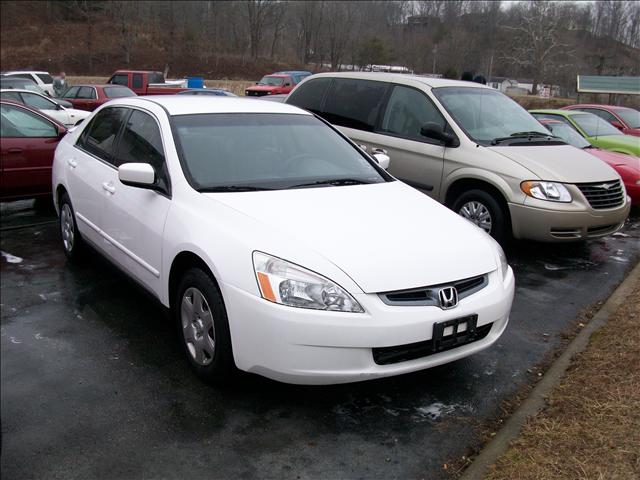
[52,96,514,385]
[0,89,90,127]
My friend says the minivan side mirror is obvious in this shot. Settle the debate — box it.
[118,163,155,188]
[420,122,459,147]
[372,153,390,170]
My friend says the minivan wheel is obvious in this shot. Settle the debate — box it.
[453,189,507,242]
[175,268,235,383]
[59,193,84,260]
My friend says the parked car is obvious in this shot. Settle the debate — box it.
[286,73,631,242]
[2,71,54,96]
[274,70,313,84]
[562,104,640,137]
[1,100,66,202]
[60,84,136,112]
[245,74,297,97]
[0,76,48,96]
[254,94,287,103]
[0,89,90,127]
[530,109,640,157]
[538,119,640,205]
[51,95,514,385]
[107,70,188,96]
[177,89,236,97]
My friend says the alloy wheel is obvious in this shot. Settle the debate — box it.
[181,287,216,366]
[459,201,492,233]
[60,204,75,253]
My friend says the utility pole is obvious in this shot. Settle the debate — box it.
[432,45,437,74]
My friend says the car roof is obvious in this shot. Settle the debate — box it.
[568,104,635,111]
[4,70,50,75]
[106,95,311,116]
[276,71,312,75]
[262,74,289,78]
[530,109,588,117]
[0,88,48,96]
[113,70,163,74]
[306,72,492,89]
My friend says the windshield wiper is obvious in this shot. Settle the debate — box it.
[288,178,373,189]
[197,185,274,192]
[491,131,559,145]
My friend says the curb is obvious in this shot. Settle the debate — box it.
[460,260,640,480]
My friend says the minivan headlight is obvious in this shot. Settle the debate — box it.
[521,181,572,202]
[252,252,364,313]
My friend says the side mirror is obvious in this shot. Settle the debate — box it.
[118,163,155,188]
[611,121,624,131]
[373,153,390,170]
[284,82,291,87]
[420,122,459,147]
[57,125,67,139]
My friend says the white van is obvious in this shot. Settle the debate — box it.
[286,73,631,242]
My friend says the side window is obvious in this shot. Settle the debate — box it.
[286,77,331,115]
[110,74,129,86]
[379,86,446,142]
[322,79,388,132]
[21,92,57,110]
[77,87,96,99]
[113,110,169,191]
[76,107,129,164]
[132,74,143,89]
[1,104,57,138]
[62,86,80,99]
[582,108,618,123]
[0,91,23,103]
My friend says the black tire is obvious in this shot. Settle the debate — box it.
[59,192,84,260]
[452,189,508,243]
[174,268,235,384]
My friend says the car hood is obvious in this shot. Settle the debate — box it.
[246,85,280,92]
[625,128,640,137]
[590,134,640,152]
[204,181,498,293]
[66,108,90,118]
[487,144,619,182]
[586,148,640,171]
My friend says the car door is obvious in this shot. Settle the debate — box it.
[74,87,97,112]
[61,86,81,108]
[20,91,70,126]
[372,85,447,199]
[0,103,60,199]
[101,108,171,293]
[67,107,129,247]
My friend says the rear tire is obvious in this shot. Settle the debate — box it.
[452,189,508,243]
[174,268,235,384]
[59,192,84,260]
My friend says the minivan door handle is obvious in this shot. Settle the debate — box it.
[102,182,116,194]
[371,147,388,155]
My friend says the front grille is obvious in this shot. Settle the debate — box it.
[372,321,493,365]
[379,274,488,307]
[577,180,624,210]
[246,90,267,97]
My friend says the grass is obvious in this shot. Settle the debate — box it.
[484,276,640,480]
[66,76,253,96]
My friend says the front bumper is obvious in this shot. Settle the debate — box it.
[221,269,515,385]
[509,196,631,242]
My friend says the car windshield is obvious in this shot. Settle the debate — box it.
[172,113,388,191]
[433,87,549,145]
[258,76,284,86]
[570,113,622,137]
[104,86,135,98]
[613,108,640,129]
[542,122,590,148]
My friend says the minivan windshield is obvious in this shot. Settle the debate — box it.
[172,113,388,191]
[570,113,622,137]
[433,87,549,145]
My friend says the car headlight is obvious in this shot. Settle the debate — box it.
[486,237,509,281]
[252,252,364,313]
[521,181,571,202]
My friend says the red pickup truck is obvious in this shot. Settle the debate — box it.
[107,70,188,96]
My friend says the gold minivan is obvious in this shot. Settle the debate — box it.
[286,73,631,242]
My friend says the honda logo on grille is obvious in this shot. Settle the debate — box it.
[438,287,458,309]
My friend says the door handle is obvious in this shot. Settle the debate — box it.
[371,147,388,155]
[356,143,367,152]
[8,148,23,154]
[102,182,116,194]
[67,159,77,169]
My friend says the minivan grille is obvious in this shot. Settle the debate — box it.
[577,180,624,210]
[379,274,487,307]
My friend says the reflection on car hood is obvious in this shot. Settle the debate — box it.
[205,181,497,293]
[588,148,640,171]
[488,144,619,183]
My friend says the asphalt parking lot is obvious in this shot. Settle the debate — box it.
[1,200,639,480]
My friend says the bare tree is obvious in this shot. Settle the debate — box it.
[246,0,272,59]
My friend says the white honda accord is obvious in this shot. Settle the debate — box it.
[52,96,515,385]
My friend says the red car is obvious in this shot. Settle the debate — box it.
[245,74,295,97]
[60,84,136,111]
[562,104,640,137]
[1,100,66,201]
[540,119,640,205]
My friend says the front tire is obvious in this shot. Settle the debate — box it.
[452,189,508,242]
[59,192,84,260]
[175,268,235,383]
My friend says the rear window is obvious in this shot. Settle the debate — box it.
[148,72,165,84]
[322,78,388,132]
[110,74,129,86]
[613,108,640,129]
[571,113,622,137]
[286,78,331,115]
[104,86,136,98]
[36,73,54,84]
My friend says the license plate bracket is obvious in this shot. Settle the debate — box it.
[432,314,479,353]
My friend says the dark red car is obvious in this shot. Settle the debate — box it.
[1,100,66,202]
[540,119,640,205]
[562,104,640,137]
[60,84,136,112]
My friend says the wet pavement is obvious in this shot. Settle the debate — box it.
[1,200,639,480]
